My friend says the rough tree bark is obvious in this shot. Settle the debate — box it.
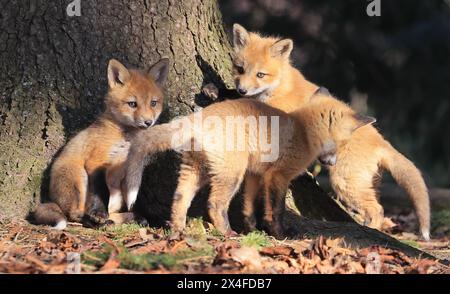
[0,0,233,219]
[0,0,434,259]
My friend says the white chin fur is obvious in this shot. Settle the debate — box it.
[249,80,279,100]
[246,87,270,98]
[53,220,67,230]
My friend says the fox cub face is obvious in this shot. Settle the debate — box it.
[106,58,170,129]
[232,24,293,98]
[307,90,376,165]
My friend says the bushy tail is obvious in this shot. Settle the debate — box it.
[125,121,191,209]
[33,203,67,230]
[380,144,430,240]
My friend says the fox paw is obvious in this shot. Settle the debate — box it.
[202,83,219,100]
[224,230,239,238]
[243,216,257,233]
[169,230,184,241]
[135,215,149,227]
[264,222,285,240]
[83,210,109,228]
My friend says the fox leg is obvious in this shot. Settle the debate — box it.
[242,173,262,232]
[106,164,148,225]
[202,83,219,100]
[359,188,384,229]
[106,164,126,213]
[208,174,244,235]
[335,185,384,230]
[49,164,88,223]
[82,167,113,228]
[170,155,206,232]
[262,171,290,239]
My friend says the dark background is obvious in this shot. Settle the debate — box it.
[219,0,450,188]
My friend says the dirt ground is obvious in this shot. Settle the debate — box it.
[0,215,449,274]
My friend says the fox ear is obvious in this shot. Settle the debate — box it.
[148,58,170,87]
[108,59,131,89]
[233,23,249,50]
[310,87,331,101]
[313,87,331,97]
[353,113,376,131]
[270,39,293,59]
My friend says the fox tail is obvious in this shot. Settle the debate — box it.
[33,203,67,230]
[380,143,430,240]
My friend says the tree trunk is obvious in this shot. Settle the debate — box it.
[0,1,434,260]
[0,0,233,219]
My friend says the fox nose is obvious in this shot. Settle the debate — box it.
[237,86,247,96]
[144,120,153,128]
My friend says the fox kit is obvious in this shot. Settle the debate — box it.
[33,58,170,230]
[207,24,430,239]
[124,93,374,238]
[203,23,317,107]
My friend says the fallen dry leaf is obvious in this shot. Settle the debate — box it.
[101,252,120,271]
[130,240,168,254]
[138,228,155,241]
[0,219,447,274]
[260,246,295,257]
[229,247,263,269]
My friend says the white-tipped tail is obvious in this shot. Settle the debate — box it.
[34,203,68,229]
[381,143,430,241]
[126,189,139,211]
[53,220,67,230]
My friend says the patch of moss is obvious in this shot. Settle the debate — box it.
[173,246,215,263]
[184,217,207,240]
[66,226,103,238]
[400,239,420,249]
[240,231,271,249]
[163,228,173,237]
[99,223,143,240]
[81,244,114,267]
[118,251,177,271]
[82,242,215,271]
[208,227,224,239]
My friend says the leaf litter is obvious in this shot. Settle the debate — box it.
[0,218,448,274]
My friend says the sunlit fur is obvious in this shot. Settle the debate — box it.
[124,94,372,239]
[106,69,164,129]
[232,24,318,106]
[33,58,169,230]
[232,24,430,240]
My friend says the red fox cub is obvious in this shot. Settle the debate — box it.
[33,58,170,230]
[124,92,374,238]
[205,24,430,240]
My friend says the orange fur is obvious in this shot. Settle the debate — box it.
[33,58,169,229]
[232,24,318,108]
[230,24,430,240]
[125,95,372,238]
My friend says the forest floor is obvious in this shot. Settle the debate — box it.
[0,211,449,274]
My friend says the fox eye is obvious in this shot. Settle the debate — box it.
[150,100,157,107]
[127,101,137,108]
[257,72,266,78]
[235,64,244,74]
